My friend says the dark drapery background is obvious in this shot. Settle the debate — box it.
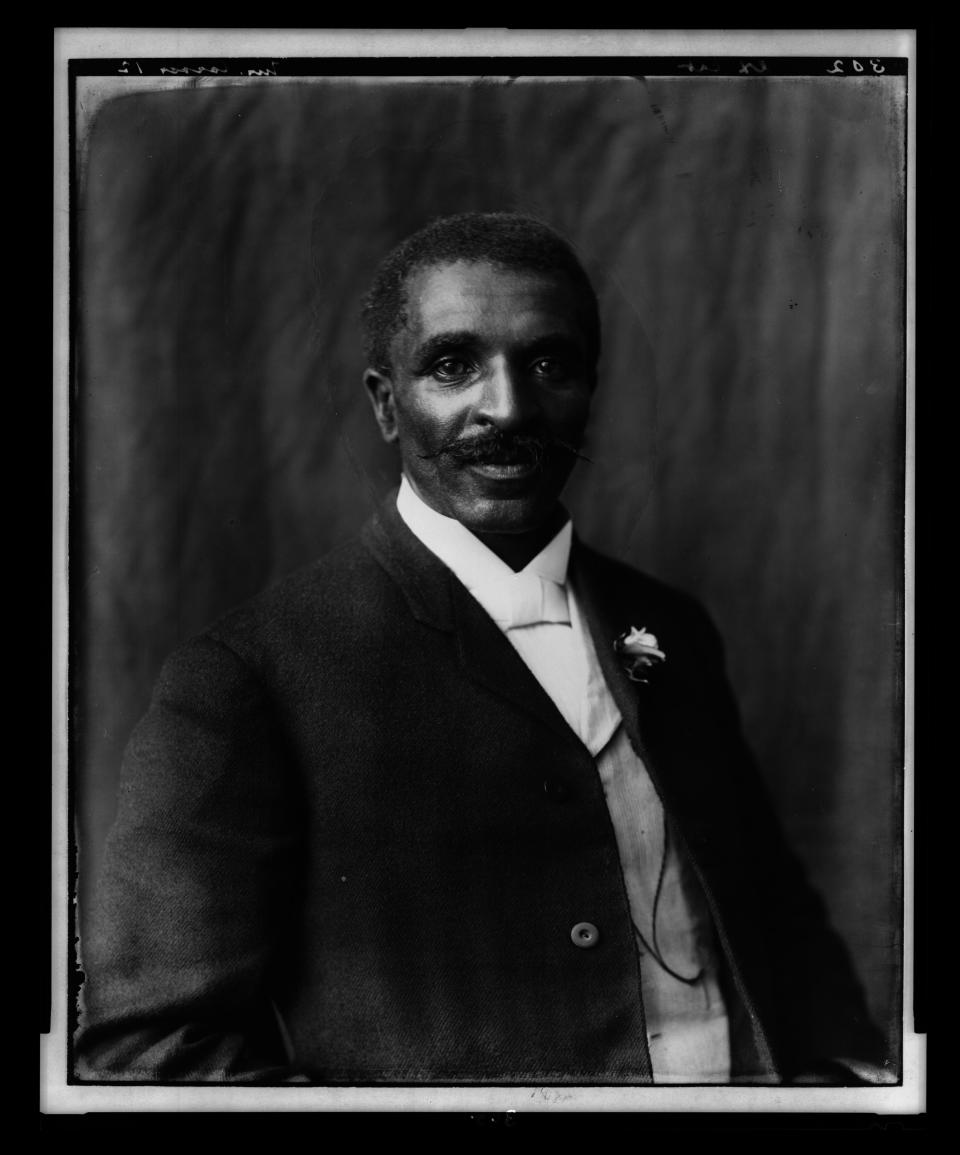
[73,75,905,1065]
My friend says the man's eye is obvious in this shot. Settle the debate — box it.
[429,357,472,381]
[531,357,568,379]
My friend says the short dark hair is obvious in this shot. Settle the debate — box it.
[360,212,601,373]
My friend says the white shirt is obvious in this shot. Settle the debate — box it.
[396,478,619,756]
[396,477,731,1082]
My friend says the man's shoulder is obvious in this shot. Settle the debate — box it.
[575,539,716,624]
[197,527,393,661]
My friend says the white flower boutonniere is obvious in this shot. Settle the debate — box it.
[614,625,666,684]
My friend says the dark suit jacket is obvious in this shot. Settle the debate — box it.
[76,497,884,1084]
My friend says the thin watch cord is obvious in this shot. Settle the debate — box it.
[632,815,704,986]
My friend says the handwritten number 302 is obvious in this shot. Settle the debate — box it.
[827,59,885,74]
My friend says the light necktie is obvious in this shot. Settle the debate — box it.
[479,572,571,630]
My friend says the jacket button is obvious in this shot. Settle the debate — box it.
[570,922,600,948]
[543,777,570,801]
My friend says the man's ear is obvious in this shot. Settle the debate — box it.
[364,368,399,444]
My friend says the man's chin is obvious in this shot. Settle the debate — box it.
[454,493,560,537]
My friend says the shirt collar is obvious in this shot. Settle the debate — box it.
[396,475,572,594]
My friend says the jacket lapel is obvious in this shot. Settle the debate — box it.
[572,539,781,1077]
[571,538,713,817]
[449,580,582,743]
[362,496,586,748]
[569,538,656,764]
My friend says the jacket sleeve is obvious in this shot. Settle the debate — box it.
[75,633,305,1082]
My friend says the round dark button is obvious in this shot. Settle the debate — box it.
[570,921,600,948]
[543,777,570,802]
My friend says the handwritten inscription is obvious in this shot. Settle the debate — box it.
[678,61,719,73]
[116,61,279,77]
[529,1086,574,1103]
[738,60,767,75]
[826,58,886,74]
[159,64,230,76]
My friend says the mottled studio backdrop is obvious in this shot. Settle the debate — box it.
[73,75,905,1063]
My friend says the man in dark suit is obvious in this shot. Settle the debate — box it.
[76,212,885,1085]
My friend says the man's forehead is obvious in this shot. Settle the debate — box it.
[401,259,586,340]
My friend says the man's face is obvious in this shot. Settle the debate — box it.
[365,260,595,536]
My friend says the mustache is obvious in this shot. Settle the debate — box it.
[418,429,592,467]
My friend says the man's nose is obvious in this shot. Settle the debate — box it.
[476,359,539,430]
